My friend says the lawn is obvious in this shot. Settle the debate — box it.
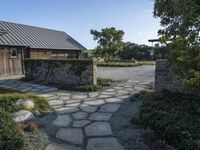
[97,61,155,67]
[132,91,200,150]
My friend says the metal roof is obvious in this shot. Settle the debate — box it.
[0,21,86,50]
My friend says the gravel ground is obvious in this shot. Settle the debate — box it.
[97,65,155,81]
[110,98,150,150]
[22,130,49,150]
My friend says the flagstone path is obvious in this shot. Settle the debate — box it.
[0,66,154,150]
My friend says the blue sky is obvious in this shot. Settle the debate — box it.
[0,0,161,49]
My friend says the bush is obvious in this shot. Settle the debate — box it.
[134,91,200,150]
[57,78,113,92]
[0,109,24,150]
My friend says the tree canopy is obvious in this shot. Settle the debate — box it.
[90,27,124,61]
[154,0,200,94]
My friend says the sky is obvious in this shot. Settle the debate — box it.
[0,0,161,49]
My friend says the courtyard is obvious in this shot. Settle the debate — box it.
[0,65,155,150]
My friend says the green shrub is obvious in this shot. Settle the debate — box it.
[0,109,24,150]
[58,78,113,92]
[134,91,200,150]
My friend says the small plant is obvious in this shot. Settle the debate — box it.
[0,109,24,150]
[24,122,38,132]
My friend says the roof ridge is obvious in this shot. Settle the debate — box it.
[0,20,66,34]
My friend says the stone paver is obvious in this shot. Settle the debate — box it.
[87,138,124,150]
[85,122,113,136]
[55,107,79,114]
[0,65,155,150]
[52,114,71,127]
[89,112,112,121]
[56,128,83,145]
[80,105,98,113]
[46,143,82,150]
[72,112,88,120]
[99,104,121,113]
[73,120,91,128]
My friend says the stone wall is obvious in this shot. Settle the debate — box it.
[24,59,97,85]
[155,59,182,92]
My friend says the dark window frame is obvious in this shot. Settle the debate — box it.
[10,48,18,58]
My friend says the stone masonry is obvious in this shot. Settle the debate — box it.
[155,59,182,92]
[24,59,97,85]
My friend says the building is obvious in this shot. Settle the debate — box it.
[0,21,86,77]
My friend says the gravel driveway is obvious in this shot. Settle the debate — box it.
[97,65,155,82]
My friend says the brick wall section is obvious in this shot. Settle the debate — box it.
[24,59,97,85]
[155,59,182,92]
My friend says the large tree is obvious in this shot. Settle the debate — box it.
[90,27,124,61]
[154,0,200,94]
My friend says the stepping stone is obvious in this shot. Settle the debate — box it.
[72,94,87,99]
[88,92,99,98]
[85,122,113,136]
[67,99,82,104]
[84,100,105,106]
[114,87,124,90]
[56,128,83,145]
[59,96,71,100]
[99,104,121,112]
[66,102,81,107]
[48,100,63,106]
[52,114,71,127]
[98,95,112,99]
[89,113,112,121]
[72,112,88,120]
[117,90,129,94]
[55,107,79,114]
[100,92,115,95]
[105,98,123,103]
[80,105,98,113]
[46,143,82,150]
[87,138,124,150]
[117,95,131,99]
[104,89,116,92]
[73,120,91,127]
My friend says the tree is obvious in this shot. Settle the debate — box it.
[154,0,200,94]
[120,42,152,60]
[90,27,124,61]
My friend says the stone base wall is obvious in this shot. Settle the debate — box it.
[155,59,182,92]
[24,59,97,85]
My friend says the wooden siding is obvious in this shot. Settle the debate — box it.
[0,47,23,76]
[29,49,51,59]
[29,49,81,59]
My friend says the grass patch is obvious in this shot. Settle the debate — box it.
[97,61,155,67]
[0,88,50,113]
[132,90,200,150]
[0,88,50,150]
[58,78,113,92]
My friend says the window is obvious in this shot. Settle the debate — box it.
[10,48,18,58]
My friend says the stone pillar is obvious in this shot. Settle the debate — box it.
[155,59,182,93]
[92,58,97,85]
